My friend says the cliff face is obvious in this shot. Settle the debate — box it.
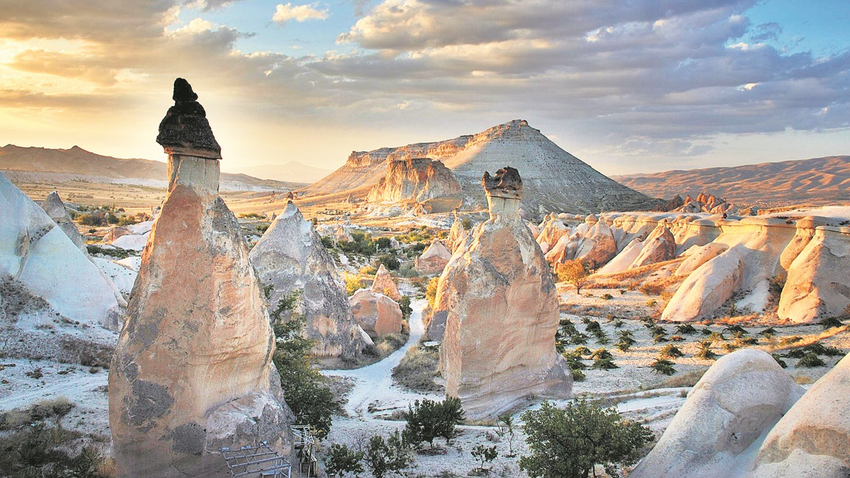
[302,120,661,215]
[366,157,460,203]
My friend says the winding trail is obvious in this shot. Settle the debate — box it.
[322,299,441,419]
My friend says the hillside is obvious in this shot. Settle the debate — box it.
[301,120,662,215]
[0,144,302,192]
[230,161,332,184]
[614,156,850,206]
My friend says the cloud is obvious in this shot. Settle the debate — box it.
[272,3,329,25]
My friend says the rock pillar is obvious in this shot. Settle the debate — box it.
[438,167,571,420]
[109,79,292,477]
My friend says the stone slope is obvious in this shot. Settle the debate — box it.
[302,120,660,215]
[366,157,460,203]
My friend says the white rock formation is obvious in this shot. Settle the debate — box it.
[40,191,87,252]
[249,201,368,359]
[0,173,123,330]
[631,349,805,478]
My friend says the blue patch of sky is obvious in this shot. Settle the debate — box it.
[741,0,850,57]
[176,1,361,58]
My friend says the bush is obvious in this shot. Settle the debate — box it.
[797,353,826,368]
[650,358,676,375]
[601,293,613,301]
[425,276,440,310]
[772,354,788,369]
[78,213,105,226]
[660,345,684,358]
[398,295,412,321]
[471,444,498,471]
[392,346,441,393]
[376,253,400,271]
[696,340,718,360]
[495,413,517,456]
[592,357,618,370]
[325,443,364,477]
[675,324,697,335]
[820,317,844,329]
[571,369,586,381]
[0,423,107,477]
[402,397,465,448]
[344,273,364,296]
[365,431,412,478]
[520,400,653,478]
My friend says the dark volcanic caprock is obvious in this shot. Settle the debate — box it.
[109,79,292,477]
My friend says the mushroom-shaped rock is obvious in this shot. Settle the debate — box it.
[630,349,804,478]
[109,79,292,477]
[438,167,571,420]
[249,201,368,359]
[348,289,403,340]
[370,263,402,301]
[750,352,850,477]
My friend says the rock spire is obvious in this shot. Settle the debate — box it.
[109,79,291,477]
[438,167,571,419]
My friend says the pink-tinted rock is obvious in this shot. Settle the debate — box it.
[366,157,460,203]
[416,239,452,275]
[438,167,571,420]
[109,79,291,478]
[370,263,402,301]
[349,289,403,339]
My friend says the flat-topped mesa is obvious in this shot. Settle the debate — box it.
[482,166,522,219]
[156,78,222,194]
[110,79,291,477]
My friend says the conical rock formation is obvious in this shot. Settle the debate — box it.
[109,79,291,477]
[0,174,123,330]
[250,201,367,359]
[41,191,87,252]
[366,157,460,203]
[370,263,401,301]
[416,239,452,275]
[438,167,571,420]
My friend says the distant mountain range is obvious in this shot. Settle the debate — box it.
[229,161,332,184]
[301,119,662,215]
[0,145,303,192]
[613,156,850,207]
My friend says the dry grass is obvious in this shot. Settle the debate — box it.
[392,345,443,393]
[585,258,684,290]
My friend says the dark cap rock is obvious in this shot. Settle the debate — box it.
[156,78,222,159]
[482,167,522,200]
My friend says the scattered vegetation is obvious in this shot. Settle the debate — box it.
[365,431,412,478]
[675,324,697,335]
[820,317,845,329]
[650,358,676,376]
[392,346,442,393]
[659,344,684,358]
[696,340,718,360]
[519,400,653,478]
[425,277,440,310]
[471,444,498,473]
[325,443,365,478]
[797,353,826,368]
[495,413,517,457]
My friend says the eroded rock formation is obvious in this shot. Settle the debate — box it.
[415,239,452,275]
[370,263,401,301]
[109,79,292,477]
[438,167,571,419]
[366,157,460,203]
[250,201,368,359]
[41,191,87,252]
[349,289,403,339]
[631,349,804,478]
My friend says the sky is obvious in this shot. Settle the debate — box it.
[0,0,848,176]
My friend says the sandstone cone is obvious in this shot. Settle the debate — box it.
[370,263,402,301]
[438,167,571,420]
[250,201,367,359]
[415,239,452,275]
[109,79,292,477]
[366,157,460,203]
[41,190,87,252]
[349,289,403,339]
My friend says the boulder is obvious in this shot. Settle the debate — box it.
[415,239,452,275]
[631,349,804,478]
[751,352,850,477]
[438,167,571,420]
[249,201,368,359]
[348,289,403,339]
[370,263,402,301]
[40,191,86,252]
[109,79,292,478]
[777,226,850,324]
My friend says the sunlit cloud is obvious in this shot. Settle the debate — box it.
[272,3,330,25]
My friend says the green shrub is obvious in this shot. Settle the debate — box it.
[797,353,826,368]
[660,345,684,358]
[471,444,498,471]
[592,357,618,370]
[365,431,412,478]
[650,358,676,375]
[590,348,612,360]
[325,443,364,477]
[571,369,586,381]
[771,354,788,369]
[376,253,400,271]
[398,295,412,321]
[675,324,697,335]
[820,317,844,329]
[696,341,718,360]
[402,397,465,448]
[519,400,653,478]
[0,423,107,477]
[392,346,441,393]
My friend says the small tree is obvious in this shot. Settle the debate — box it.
[520,400,653,478]
[495,413,517,456]
[365,431,412,478]
[402,397,465,449]
[398,296,412,321]
[471,444,498,472]
[557,260,588,294]
[325,443,364,478]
